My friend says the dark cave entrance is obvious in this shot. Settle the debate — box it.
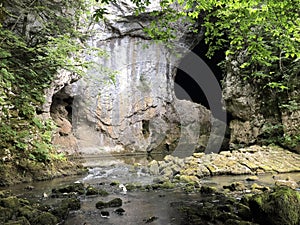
[50,87,74,124]
[174,39,230,122]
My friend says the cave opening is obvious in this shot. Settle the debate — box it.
[174,39,228,122]
[50,87,74,124]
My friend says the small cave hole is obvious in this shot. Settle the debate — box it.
[142,120,150,138]
[50,88,74,123]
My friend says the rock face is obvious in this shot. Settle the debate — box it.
[71,0,225,155]
[42,70,80,155]
[223,56,300,152]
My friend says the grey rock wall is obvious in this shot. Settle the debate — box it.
[71,0,219,155]
[223,56,300,152]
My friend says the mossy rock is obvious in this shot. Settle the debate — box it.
[235,203,252,221]
[51,197,80,220]
[51,183,84,196]
[151,181,175,190]
[125,183,137,191]
[223,182,246,191]
[32,212,57,225]
[0,196,20,210]
[62,197,81,210]
[18,205,40,221]
[159,181,175,189]
[110,181,120,186]
[5,216,30,225]
[95,201,106,209]
[0,206,14,222]
[96,198,122,209]
[85,185,109,196]
[107,198,122,207]
[200,185,217,194]
[249,187,300,225]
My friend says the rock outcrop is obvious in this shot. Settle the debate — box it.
[71,0,226,155]
[223,56,300,152]
[146,145,300,182]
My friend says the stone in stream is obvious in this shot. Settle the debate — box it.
[96,198,122,209]
[51,182,109,197]
[245,176,259,181]
[148,160,159,175]
[143,216,159,223]
[114,208,125,215]
[51,197,81,220]
[248,187,300,225]
[274,178,298,189]
[51,182,85,197]
[32,212,58,225]
[100,211,110,218]
[251,183,270,192]
[223,182,246,191]
[85,185,109,196]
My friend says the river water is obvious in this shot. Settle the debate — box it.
[5,154,300,225]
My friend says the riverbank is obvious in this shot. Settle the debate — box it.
[145,145,300,184]
[0,144,299,224]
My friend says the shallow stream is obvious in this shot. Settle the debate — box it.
[4,154,300,225]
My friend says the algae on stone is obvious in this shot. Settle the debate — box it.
[249,187,300,225]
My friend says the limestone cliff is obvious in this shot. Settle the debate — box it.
[67,0,226,155]
[223,56,300,153]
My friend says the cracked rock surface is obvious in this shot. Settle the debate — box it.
[146,145,300,182]
[71,0,217,154]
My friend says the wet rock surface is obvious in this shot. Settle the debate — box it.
[0,189,80,225]
[145,145,300,183]
[248,187,300,225]
[1,145,299,225]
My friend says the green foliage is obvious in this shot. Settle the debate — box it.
[0,0,97,164]
[122,0,299,114]
[262,123,300,149]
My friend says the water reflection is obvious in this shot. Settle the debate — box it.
[2,154,300,225]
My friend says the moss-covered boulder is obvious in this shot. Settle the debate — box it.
[51,197,80,220]
[249,187,300,225]
[32,212,57,225]
[0,196,20,211]
[0,206,14,222]
[85,185,109,196]
[51,182,85,197]
[18,205,40,222]
[108,198,122,207]
[5,216,31,225]
[96,198,123,209]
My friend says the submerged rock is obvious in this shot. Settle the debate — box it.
[144,216,159,223]
[114,208,125,215]
[223,182,246,191]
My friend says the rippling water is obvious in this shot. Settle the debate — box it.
[3,154,300,225]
